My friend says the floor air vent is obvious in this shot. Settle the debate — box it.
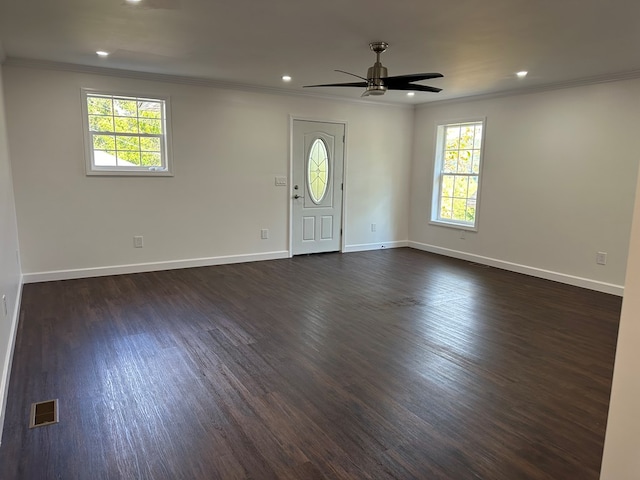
[29,399,59,428]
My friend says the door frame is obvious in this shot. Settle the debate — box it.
[288,116,348,257]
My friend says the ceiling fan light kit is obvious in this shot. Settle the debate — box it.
[304,41,443,97]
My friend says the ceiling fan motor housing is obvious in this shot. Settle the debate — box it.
[366,63,388,95]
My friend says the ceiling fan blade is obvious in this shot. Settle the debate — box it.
[335,70,368,81]
[386,83,443,93]
[303,82,368,88]
[383,73,444,83]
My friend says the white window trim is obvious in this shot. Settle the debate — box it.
[429,117,486,231]
[81,88,174,176]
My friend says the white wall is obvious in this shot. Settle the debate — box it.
[4,65,413,279]
[409,80,640,294]
[600,162,640,479]
[0,64,23,442]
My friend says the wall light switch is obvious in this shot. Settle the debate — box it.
[275,176,288,186]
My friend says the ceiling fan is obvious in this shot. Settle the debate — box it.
[304,41,443,97]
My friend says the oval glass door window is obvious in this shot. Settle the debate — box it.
[307,138,329,204]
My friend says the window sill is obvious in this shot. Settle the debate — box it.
[429,220,478,232]
[86,169,173,177]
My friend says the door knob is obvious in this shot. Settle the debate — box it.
[293,194,302,199]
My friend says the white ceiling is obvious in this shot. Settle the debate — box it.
[1,0,640,105]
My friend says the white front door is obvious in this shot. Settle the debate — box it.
[291,120,345,255]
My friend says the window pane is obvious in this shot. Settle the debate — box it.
[452,199,467,221]
[116,136,140,151]
[93,135,116,151]
[89,115,114,132]
[142,152,162,166]
[138,101,162,119]
[440,198,453,219]
[468,176,479,198]
[474,125,483,149]
[444,151,457,173]
[466,204,476,223]
[445,126,460,149]
[442,175,454,197]
[93,150,117,166]
[454,176,469,198]
[458,150,472,173]
[459,125,475,149]
[139,119,162,134]
[115,117,139,133]
[117,152,141,166]
[114,99,137,117]
[472,150,481,174]
[140,137,161,152]
[87,96,113,115]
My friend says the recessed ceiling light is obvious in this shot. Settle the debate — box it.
[516,71,528,78]
[406,92,415,97]
[126,0,142,3]
[282,75,292,82]
[96,51,109,57]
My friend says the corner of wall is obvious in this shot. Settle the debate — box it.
[0,279,23,445]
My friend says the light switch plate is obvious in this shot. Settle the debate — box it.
[275,176,287,186]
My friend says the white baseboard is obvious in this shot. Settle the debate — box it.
[22,250,290,284]
[0,277,23,445]
[343,240,409,253]
[409,241,624,296]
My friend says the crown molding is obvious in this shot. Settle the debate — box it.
[416,69,640,109]
[6,57,640,110]
[3,57,413,110]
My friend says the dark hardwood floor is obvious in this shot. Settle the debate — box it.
[0,248,621,479]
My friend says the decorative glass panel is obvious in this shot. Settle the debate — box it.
[307,138,329,204]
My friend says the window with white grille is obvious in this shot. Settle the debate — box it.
[82,90,172,176]
[431,119,485,229]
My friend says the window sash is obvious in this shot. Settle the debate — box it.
[90,132,166,170]
[437,172,478,225]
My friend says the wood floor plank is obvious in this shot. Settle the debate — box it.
[0,248,621,479]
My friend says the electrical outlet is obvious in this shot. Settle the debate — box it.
[460,230,466,239]
[134,236,144,248]
[261,229,269,239]
[596,251,607,265]
[2,295,7,317]
[371,223,376,232]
